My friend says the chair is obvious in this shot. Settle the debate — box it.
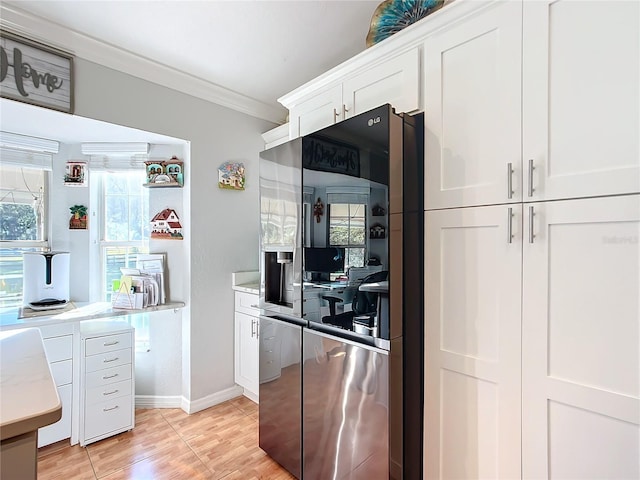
[321,270,388,331]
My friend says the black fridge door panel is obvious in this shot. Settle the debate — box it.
[258,316,302,479]
[302,327,389,480]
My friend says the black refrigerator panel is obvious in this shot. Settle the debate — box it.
[259,138,303,317]
[302,327,389,480]
[258,315,304,479]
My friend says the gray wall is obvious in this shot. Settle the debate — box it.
[73,59,275,401]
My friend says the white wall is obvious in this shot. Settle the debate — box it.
[72,59,275,403]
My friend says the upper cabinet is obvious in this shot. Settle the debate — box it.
[424,1,523,210]
[284,47,422,138]
[425,0,640,210]
[522,0,640,202]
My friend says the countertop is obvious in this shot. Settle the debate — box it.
[0,301,186,331]
[232,271,259,295]
[0,328,62,440]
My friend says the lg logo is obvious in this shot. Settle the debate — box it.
[367,116,381,127]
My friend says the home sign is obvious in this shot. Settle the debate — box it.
[0,30,74,113]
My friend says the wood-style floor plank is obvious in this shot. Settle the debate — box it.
[36,397,293,480]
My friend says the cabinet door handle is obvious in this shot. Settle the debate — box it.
[507,207,514,244]
[342,104,349,118]
[507,163,514,199]
[528,159,535,197]
[333,108,340,123]
[102,373,119,380]
[103,389,119,396]
[528,206,535,244]
[251,319,256,338]
[103,340,119,346]
[103,405,119,412]
[103,357,119,363]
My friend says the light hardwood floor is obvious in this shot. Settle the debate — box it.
[37,396,295,480]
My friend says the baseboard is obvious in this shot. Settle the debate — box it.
[242,389,259,404]
[181,385,244,414]
[135,395,182,408]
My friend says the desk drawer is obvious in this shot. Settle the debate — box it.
[85,348,132,373]
[85,364,132,388]
[85,332,132,356]
[43,335,73,363]
[84,395,133,441]
[235,291,259,316]
[50,359,72,386]
[86,379,132,406]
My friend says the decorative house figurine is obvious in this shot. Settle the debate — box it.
[64,161,87,186]
[218,161,245,190]
[144,156,184,187]
[150,208,183,240]
[69,204,88,229]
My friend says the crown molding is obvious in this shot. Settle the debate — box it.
[0,4,287,124]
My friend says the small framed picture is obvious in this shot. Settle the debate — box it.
[64,161,87,187]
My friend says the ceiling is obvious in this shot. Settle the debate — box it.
[3,0,382,122]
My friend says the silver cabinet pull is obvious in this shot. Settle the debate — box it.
[528,159,535,197]
[529,206,535,243]
[103,357,119,363]
[251,319,256,338]
[103,340,119,346]
[103,389,119,396]
[507,163,514,199]
[102,373,119,380]
[103,405,119,412]
[333,108,339,122]
[342,104,349,118]
[507,207,514,244]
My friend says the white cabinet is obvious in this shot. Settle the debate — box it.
[521,195,640,479]
[424,1,523,210]
[425,0,640,210]
[234,291,259,400]
[424,204,523,479]
[37,323,76,447]
[522,0,640,202]
[288,47,421,138]
[79,322,134,446]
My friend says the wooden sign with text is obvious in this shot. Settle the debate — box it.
[0,31,74,113]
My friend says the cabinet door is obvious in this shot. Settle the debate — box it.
[234,311,259,395]
[522,195,640,479]
[289,85,342,138]
[343,47,420,118]
[424,1,522,210]
[523,1,640,201]
[424,205,522,479]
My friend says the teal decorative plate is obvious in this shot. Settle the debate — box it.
[366,0,445,47]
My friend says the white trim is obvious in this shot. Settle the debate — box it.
[135,395,182,409]
[180,385,244,414]
[242,389,259,404]
[0,4,286,124]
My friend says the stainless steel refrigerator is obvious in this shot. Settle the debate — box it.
[258,104,424,480]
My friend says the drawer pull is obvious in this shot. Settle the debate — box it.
[103,357,119,363]
[103,405,119,412]
[103,389,119,396]
[102,373,119,379]
[103,340,119,346]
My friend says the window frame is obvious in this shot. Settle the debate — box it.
[327,202,367,270]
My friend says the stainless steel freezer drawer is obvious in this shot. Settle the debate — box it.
[302,327,389,480]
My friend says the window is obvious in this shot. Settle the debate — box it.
[99,171,149,301]
[0,162,49,308]
[328,203,366,269]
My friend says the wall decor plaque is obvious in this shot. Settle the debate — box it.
[0,30,74,113]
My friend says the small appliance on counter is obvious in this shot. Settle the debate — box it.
[22,252,70,310]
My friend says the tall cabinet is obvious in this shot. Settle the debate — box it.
[424,1,639,478]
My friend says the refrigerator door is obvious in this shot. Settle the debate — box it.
[258,315,304,479]
[302,327,389,480]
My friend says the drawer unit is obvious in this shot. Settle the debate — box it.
[233,290,260,401]
[80,321,134,446]
[37,323,76,448]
